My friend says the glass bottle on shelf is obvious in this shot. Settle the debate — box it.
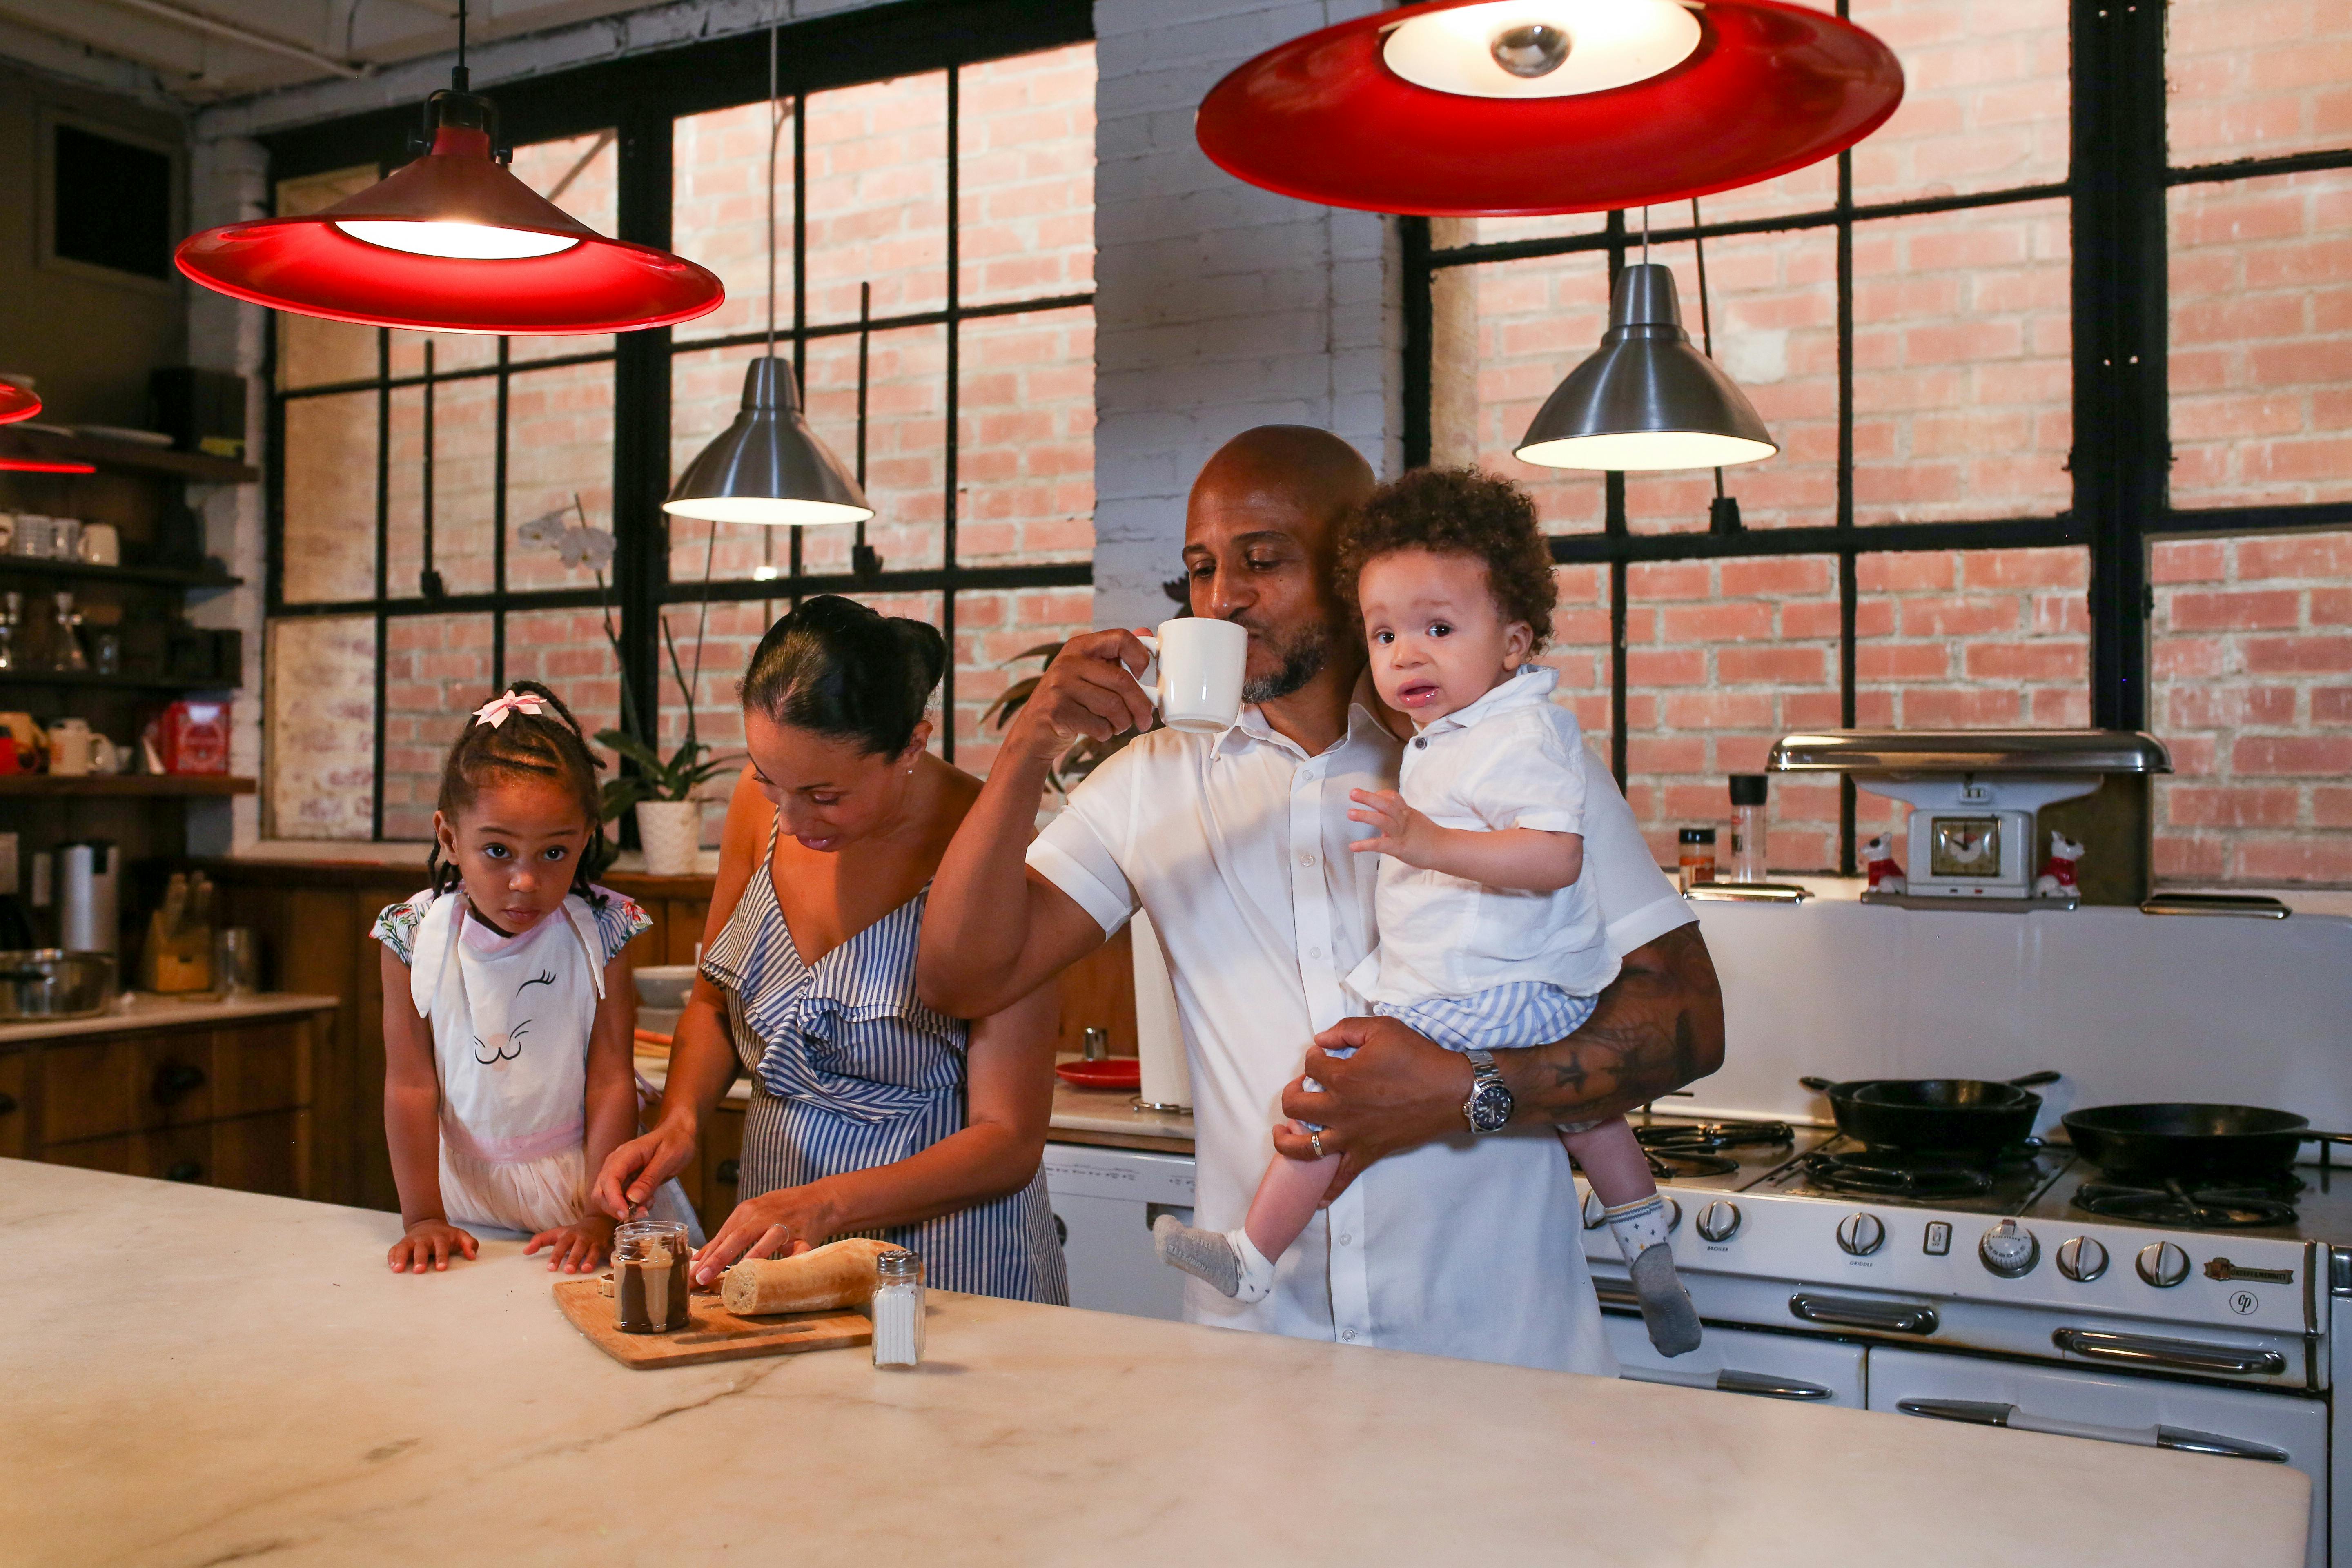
[47,592,87,674]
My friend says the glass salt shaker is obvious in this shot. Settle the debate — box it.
[1727,775,1768,883]
[871,1247,925,1369]
[49,592,87,673]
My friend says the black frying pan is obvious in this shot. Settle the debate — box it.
[2062,1103,2352,1182]
[1801,1072,2060,1155]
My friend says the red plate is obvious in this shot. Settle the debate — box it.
[1195,0,1904,217]
[1056,1058,1143,1090]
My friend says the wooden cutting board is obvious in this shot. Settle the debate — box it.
[552,1278,871,1370]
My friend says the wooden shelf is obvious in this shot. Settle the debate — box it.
[0,427,258,485]
[0,558,241,590]
[0,775,254,797]
[0,671,236,694]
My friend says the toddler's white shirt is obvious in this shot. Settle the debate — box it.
[1345,664,1616,1006]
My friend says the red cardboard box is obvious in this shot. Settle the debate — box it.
[149,700,230,774]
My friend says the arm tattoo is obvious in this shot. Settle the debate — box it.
[1502,924,1724,1125]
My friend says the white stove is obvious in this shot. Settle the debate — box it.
[1579,1115,2347,1567]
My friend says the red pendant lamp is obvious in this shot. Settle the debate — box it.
[176,2,720,335]
[0,382,38,425]
[1196,0,1903,217]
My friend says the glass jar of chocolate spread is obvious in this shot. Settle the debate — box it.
[612,1219,692,1334]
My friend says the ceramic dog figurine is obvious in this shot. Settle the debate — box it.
[2034,829,2084,898]
[1862,832,1906,894]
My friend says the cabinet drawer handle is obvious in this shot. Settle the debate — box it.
[152,1062,208,1106]
[714,1159,740,1185]
[164,1160,204,1182]
[2051,1327,2286,1377]
[1716,1371,1833,1401]
[1788,1292,1939,1335]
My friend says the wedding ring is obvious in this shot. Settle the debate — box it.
[1309,1129,1326,1158]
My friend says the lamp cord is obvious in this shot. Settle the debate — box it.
[452,0,468,90]
[766,19,780,359]
[1640,204,1649,265]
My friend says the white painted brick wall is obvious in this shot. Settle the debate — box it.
[1091,0,1400,628]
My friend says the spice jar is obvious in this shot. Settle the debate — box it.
[871,1247,925,1369]
[612,1219,692,1334]
[1678,827,1718,893]
[1727,775,1768,882]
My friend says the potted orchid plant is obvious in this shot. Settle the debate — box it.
[519,499,733,876]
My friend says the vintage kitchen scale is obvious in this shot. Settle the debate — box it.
[1768,731,2172,908]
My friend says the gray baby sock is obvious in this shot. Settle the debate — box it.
[1153,1215,1274,1303]
[1606,1196,1703,1357]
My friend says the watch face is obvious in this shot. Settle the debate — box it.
[1469,1082,1512,1134]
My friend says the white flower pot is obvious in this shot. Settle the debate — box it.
[635,800,702,877]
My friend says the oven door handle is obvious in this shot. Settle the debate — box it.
[2051,1327,2287,1377]
[1788,1293,1940,1335]
[1898,1399,2287,1463]
[1715,1370,1834,1401]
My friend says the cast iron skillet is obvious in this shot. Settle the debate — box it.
[2062,1102,2352,1182]
[1800,1071,2060,1155]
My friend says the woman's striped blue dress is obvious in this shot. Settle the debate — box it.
[700,828,1068,1304]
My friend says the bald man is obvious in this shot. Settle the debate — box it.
[920,426,1722,1372]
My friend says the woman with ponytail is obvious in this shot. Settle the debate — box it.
[593,597,1067,1303]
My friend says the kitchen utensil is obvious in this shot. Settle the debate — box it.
[46,718,91,777]
[57,840,118,954]
[1131,617,1246,734]
[633,964,697,1012]
[1800,1071,2060,1154]
[0,948,116,1019]
[2062,1103,2352,1183]
[1057,1058,1143,1090]
[551,1278,870,1370]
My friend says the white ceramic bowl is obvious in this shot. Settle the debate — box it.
[634,964,697,1012]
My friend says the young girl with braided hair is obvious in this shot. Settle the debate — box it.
[373,680,689,1275]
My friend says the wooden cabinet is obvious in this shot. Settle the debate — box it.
[9,1014,322,1203]
[699,1103,746,1235]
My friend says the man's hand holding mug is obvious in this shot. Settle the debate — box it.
[1009,620,1247,756]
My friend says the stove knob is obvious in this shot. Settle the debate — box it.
[1695,1200,1742,1243]
[2055,1237,2109,1283]
[1836,1212,1886,1256]
[1661,1197,1682,1234]
[2137,1241,2190,1288]
[1581,1189,1607,1231]
[1977,1218,2042,1278]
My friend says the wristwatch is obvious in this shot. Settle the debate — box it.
[1462,1048,1513,1135]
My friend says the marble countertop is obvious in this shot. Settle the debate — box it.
[632,1053,1198,1152]
[4,1161,2306,1567]
[0,990,338,1046]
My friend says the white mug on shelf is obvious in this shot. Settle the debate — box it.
[76,523,119,566]
[47,718,91,777]
[1131,617,1247,735]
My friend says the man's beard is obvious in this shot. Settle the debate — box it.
[1238,618,1333,704]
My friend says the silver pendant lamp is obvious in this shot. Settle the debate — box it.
[1514,209,1776,474]
[663,24,872,528]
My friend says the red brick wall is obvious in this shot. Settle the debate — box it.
[2151,531,2352,884]
[2167,0,2352,165]
[2169,166,2352,510]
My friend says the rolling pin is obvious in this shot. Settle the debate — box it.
[721,1236,899,1316]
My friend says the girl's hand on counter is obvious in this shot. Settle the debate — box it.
[591,1120,698,1222]
[388,1218,479,1274]
[524,1214,617,1274]
[690,1187,832,1287]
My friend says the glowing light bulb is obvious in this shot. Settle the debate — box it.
[1491,23,1570,78]
[334,220,580,260]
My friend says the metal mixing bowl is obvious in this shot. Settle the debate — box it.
[0,949,117,1020]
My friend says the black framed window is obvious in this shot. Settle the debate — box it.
[1404,0,2352,884]
[262,2,1095,843]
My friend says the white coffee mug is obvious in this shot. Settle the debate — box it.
[47,718,91,777]
[1132,617,1247,734]
[76,523,119,567]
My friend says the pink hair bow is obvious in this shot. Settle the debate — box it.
[472,690,546,729]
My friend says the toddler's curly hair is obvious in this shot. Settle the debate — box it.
[1334,466,1559,653]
